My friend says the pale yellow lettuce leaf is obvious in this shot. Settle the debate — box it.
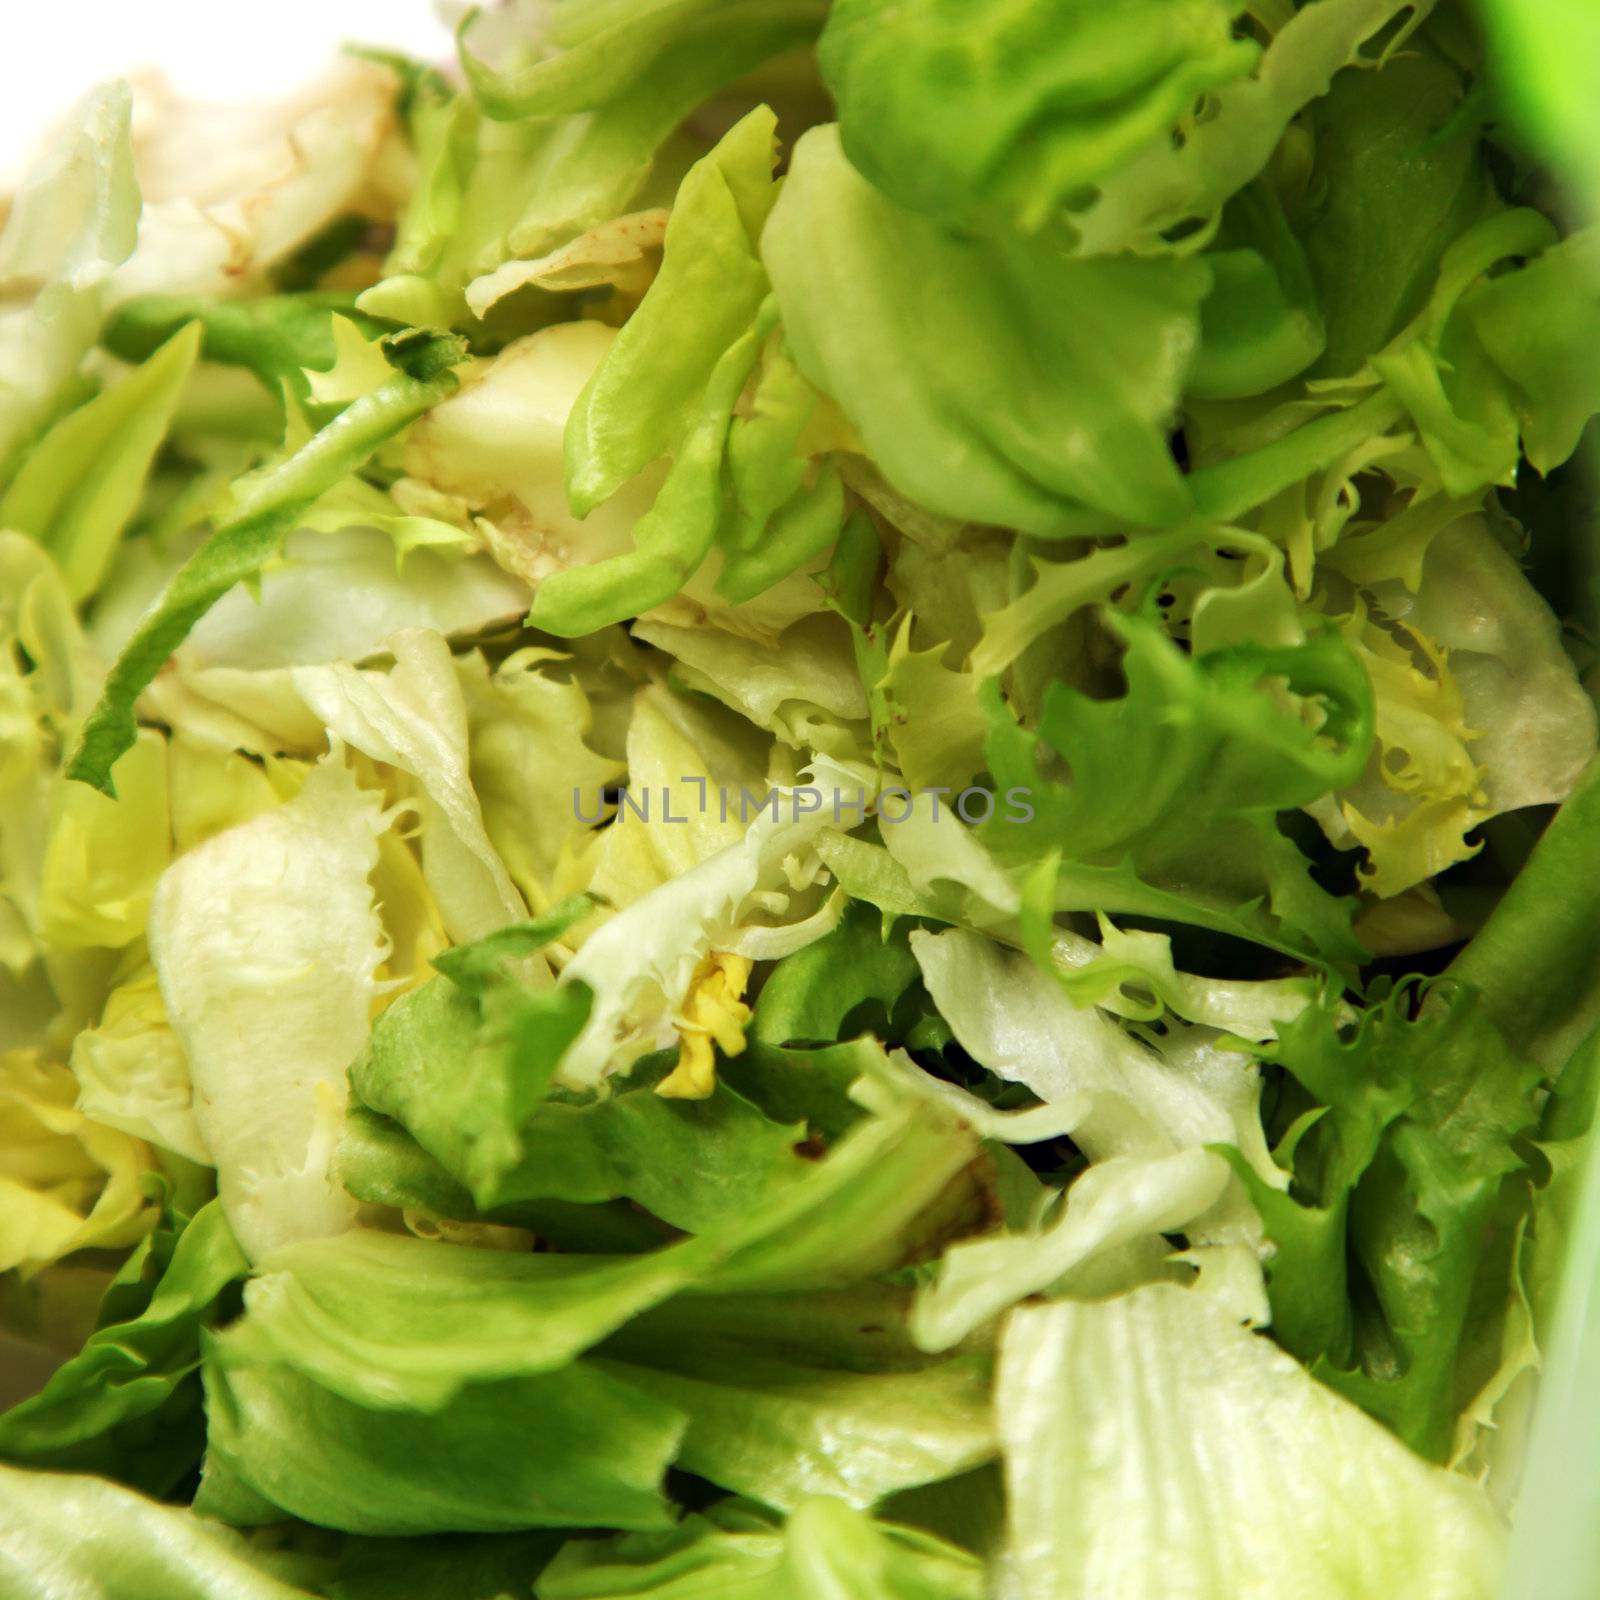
[148,751,387,1260]
[0,1049,155,1275]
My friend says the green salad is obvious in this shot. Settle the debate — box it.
[3,1,1599,1595]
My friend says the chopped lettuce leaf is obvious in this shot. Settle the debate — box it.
[564,107,779,518]
[224,1228,713,1412]
[420,1,821,323]
[1064,0,1433,257]
[540,1496,985,1600]
[0,1461,319,1600]
[558,779,839,1087]
[0,1049,156,1276]
[0,1200,245,1496]
[997,1285,1505,1599]
[348,901,594,1209]
[456,1,825,124]
[93,525,528,675]
[457,646,625,913]
[201,1317,688,1535]
[905,919,1284,1346]
[109,59,401,304]
[820,0,1257,236]
[532,309,771,635]
[594,1345,995,1512]
[0,321,200,601]
[38,727,171,951]
[148,751,387,1259]
[912,1147,1229,1352]
[68,342,467,794]
[982,612,1373,962]
[764,124,1207,535]
[70,964,209,1165]
[1324,515,1597,896]
[1298,39,1488,380]
[1226,980,1543,1461]
[104,291,383,410]
[0,84,139,490]
[292,629,528,943]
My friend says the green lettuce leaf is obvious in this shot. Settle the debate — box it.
[200,1072,987,1534]
[981,611,1374,962]
[201,1315,688,1536]
[456,1,825,123]
[532,312,769,635]
[1447,755,1600,1073]
[0,1199,245,1497]
[336,1103,669,1256]
[1191,180,1325,398]
[225,1223,995,1517]
[363,2,818,326]
[0,321,200,602]
[1226,980,1543,1461]
[217,1229,714,1412]
[344,1026,975,1263]
[751,900,921,1048]
[1461,226,1600,474]
[634,612,867,753]
[819,0,1256,236]
[353,1039,814,1234]
[357,63,474,325]
[713,331,845,606]
[1330,196,1600,508]
[1297,35,1489,379]
[594,1289,995,1509]
[346,898,593,1209]
[529,108,782,634]
[763,124,1207,534]
[310,1525,563,1600]
[457,1,816,245]
[539,1496,985,1600]
[0,1462,320,1600]
[563,107,779,516]
[1062,0,1433,257]
[103,293,385,412]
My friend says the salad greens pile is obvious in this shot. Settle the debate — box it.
[2,1,1599,1595]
